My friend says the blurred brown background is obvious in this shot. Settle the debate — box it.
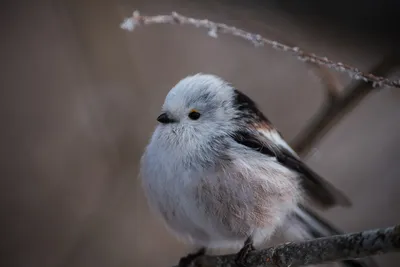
[1,1,399,267]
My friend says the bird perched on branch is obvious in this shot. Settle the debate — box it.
[140,73,378,267]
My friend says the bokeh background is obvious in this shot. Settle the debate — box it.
[1,1,400,267]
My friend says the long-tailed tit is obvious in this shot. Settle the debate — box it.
[140,74,378,267]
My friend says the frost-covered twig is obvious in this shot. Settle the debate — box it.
[171,224,400,267]
[120,10,400,89]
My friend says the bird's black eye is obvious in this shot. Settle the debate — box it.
[188,110,201,120]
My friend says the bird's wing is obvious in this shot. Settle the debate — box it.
[230,89,351,209]
[231,128,351,209]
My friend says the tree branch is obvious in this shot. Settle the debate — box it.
[291,54,399,155]
[120,10,400,89]
[171,225,400,267]
[306,62,342,103]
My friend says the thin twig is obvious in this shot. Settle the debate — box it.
[171,224,400,267]
[120,10,400,89]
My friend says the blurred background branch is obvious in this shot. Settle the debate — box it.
[291,55,399,156]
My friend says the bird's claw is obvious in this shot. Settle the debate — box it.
[235,242,255,267]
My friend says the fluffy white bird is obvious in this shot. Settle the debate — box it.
[140,73,378,267]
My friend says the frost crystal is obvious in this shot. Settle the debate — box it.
[372,81,384,88]
[208,27,218,38]
[251,34,263,47]
[120,18,136,31]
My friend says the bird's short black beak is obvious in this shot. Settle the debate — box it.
[157,113,175,124]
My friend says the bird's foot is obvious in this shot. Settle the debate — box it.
[178,247,206,267]
[235,240,255,267]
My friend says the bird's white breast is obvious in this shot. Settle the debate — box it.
[140,126,302,249]
[140,128,212,244]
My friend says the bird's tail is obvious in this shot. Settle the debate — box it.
[282,205,379,267]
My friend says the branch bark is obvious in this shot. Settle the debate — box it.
[172,225,400,267]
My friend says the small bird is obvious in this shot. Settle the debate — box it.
[140,74,378,267]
